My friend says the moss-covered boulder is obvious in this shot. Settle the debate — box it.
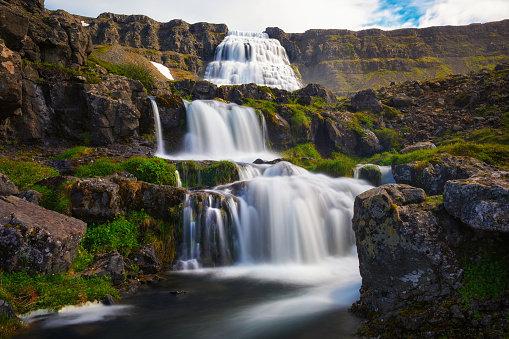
[358,165,382,186]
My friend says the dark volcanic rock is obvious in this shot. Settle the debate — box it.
[0,39,22,119]
[295,83,338,105]
[131,243,161,274]
[350,89,383,113]
[352,184,462,316]
[444,171,509,232]
[81,251,126,285]
[399,141,436,154]
[0,195,86,274]
[391,93,415,107]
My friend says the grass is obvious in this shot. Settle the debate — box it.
[26,60,102,84]
[87,55,155,89]
[52,146,93,160]
[75,156,178,186]
[0,158,59,191]
[0,269,118,317]
[367,142,509,168]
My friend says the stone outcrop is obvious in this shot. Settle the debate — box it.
[131,243,161,274]
[350,89,383,113]
[0,173,19,196]
[81,250,126,285]
[0,195,86,274]
[0,38,23,119]
[392,155,493,195]
[266,21,509,94]
[444,171,509,232]
[69,174,186,222]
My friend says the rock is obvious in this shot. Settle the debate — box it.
[0,173,19,196]
[0,299,17,319]
[399,141,436,154]
[358,130,382,156]
[392,155,491,195]
[350,89,383,113]
[444,171,509,232]
[392,93,415,107]
[0,6,30,51]
[131,243,161,274]
[358,165,382,186]
[70,174,186,223]
[102,294,116,305]
[352,184,463,316]
[0,38,22,119]
[0,195,86,274]
[294,83,338,105]
[81,251,126,285]
[17,190,42,204]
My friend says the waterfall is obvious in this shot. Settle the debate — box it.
[178,162,373,268]
[204,31,303,91]
[149,97,165,156]
[174,100,278,162]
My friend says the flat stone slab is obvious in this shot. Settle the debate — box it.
[0,195,86,273]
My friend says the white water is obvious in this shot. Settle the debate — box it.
[151,61,174,80]
[204,31,302,91]
[149,97,165,156]
[165,100,278,162]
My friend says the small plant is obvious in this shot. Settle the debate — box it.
[83,215,140,256]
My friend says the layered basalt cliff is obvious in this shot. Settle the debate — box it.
[266,21,509,95]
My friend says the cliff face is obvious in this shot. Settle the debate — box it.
[266,21,509,95]
[81,13,228,76]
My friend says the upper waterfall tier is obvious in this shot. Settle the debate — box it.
[204,31,303,91]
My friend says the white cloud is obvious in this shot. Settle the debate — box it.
[418,0,509,27]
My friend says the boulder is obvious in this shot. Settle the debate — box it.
[358,165,382,186]
[444,171,509,232]
[0,195,86,274]
[352,184,463,317]
[17,190,42,204]
[358,130,382,156]
[399,141,436,154]
[350,89,383,113]
[294,83,338,105]
[81,251,126,285]
[391,93,415,107]
[0,173,19,196]
[0,300,17,319]
[70,174,186,223]
[131,243,161,274]
[392,155,491,195]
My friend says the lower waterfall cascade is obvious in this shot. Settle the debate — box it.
[204,30,303,91]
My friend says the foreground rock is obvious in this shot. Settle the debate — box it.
[351,182,509,336]
[392,155,493,195]
[0,195,86,273]
[81,250,126,285]
[444,171,509,232]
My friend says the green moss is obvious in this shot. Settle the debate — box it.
[282,143,322,159]
[0,158,59,191]
[52,146,93,160]
[200,161,239,187]
[31,181,74,215]
[374,128,404,152]
[75,158,120,178]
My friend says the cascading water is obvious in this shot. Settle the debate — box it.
[170,99,278,162]
[204,31,302,91]
[149,97,165,155]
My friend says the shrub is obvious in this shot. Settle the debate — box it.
[83,215,140,256]
[121,157,177,186]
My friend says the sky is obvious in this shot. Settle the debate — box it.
[45,0,509,33]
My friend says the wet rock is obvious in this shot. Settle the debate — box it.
[358,165,382,186]
[0,300,17,319]
[444,171,509,232]
[0,173,19,196]
[131,243,161,274]
[81,251,126,285]
[0,195,86,274]
[350,89,383,113]
[102,294,116,305]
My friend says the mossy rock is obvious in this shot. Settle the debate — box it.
[359,165,382,186]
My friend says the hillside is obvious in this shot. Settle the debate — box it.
[266,21,509,95]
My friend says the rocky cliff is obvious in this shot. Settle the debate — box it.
[266,21,509,95]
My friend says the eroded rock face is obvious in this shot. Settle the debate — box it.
[132,243,161,274]
[0,39,22,119]
[444,171,509,232]
[352,184,463,316]
[0,195,86,274]
[392,155,492,195]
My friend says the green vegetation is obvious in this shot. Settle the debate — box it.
[0,158,59,191]
[31,181,73,215]
[374,128,404,152]
[0,270,118,337]
[458,257,509,310]
[200,161,239,186]
[25,60,102,84]
[88,55,155,89]
[282,143,322,159]
[52,146,93,160]
[367,142,509,168]
[75,156,177,186]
